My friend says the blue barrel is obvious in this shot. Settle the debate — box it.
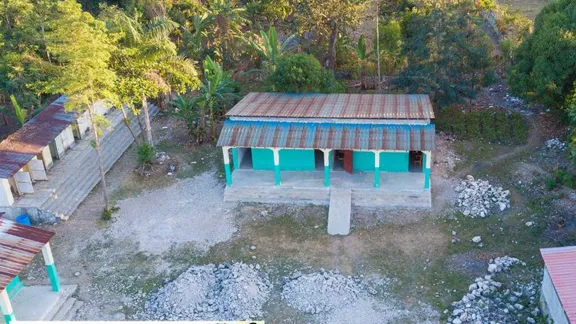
[15,214,32,226]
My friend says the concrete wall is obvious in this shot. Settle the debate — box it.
[252,148,315,171]
[541,266,570,324]
[353,151,409,172]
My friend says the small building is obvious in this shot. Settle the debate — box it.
[540,246,576,324]
[217,92,435,210]
[0,218,61,323]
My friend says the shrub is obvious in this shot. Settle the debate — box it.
[545,177,557,191]
[555,169,575,189]
[137,143,155,165]
[268,53,344,93]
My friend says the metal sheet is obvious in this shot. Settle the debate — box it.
[217,120,435,151]
[0,96,76,178]
[541,246,576,324]
[0,218,55,291]
[226,93,435,120]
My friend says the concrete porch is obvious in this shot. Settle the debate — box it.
[224,169,431,208]
[0,285,79,323]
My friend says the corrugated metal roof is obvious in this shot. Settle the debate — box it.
[217,120,435,151]
[541,246,576,324]
[226,93,435,120]
[0,218,55,292]
[0,96,76,178]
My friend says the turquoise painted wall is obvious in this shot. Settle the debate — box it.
[380,152,409,172]
[353,151,375,171]
[252,148,275,170]
[353,151,409,172]
[251,148,315,171]
[279,149,315,170]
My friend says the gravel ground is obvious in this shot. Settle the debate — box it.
[110,172,237,254]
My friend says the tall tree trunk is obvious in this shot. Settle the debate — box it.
[88,104,111,211]
[142,96,154,146]
[200,103,207,142]
[327,24,338,71]
[120,105,140,146]
[209,102,215,140]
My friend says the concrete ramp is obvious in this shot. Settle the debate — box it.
[327,188,352,235]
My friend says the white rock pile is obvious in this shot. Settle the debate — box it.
[446,256,538,324]
[545,138,566,151]
[145,263,271,320]
[281,270,365,314]
[455,175,510,218]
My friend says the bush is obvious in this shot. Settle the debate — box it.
[137,143,155,165]
[436,107,528,144]
[554,169,575,189]
[545,177,557,191]
[268,53,344,93]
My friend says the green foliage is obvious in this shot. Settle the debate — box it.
[376,18,404,75]
[269,53,344,93]
[169,95,200,137]
[137,143,154,165]
[509,0,576,108]
[245,26,296,78]
[436,107,528,144]
[545,168,575,190]
[544,177,557,191]
[9,95,28,126]
[396,1,495,107]
[101,205,120,220]
[245,0,292,24]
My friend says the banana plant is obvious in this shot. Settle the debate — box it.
[245,26,296,78]
[10,95,28,126]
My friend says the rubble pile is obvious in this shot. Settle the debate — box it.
[145,263,271,320]
[545,138,566,151]
[455,175,510,218]
[447,257,538,324]
[281,270,365,315]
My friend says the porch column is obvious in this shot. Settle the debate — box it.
[231,148,239,170]
[41,243,61,292]
[374,151,381,188]
[321,149,331,187]
[423,151,431,189]
[0,178,14,206]
[272,148,281,185]
[0,290,15,324]
[222,146,232,186]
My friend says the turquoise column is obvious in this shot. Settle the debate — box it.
[46,264,61,292]
[274,165,281,185]
[1,284,16,324]
[223,147,232,186]
[374,166,380,188]
[324,165,330,187]
[231,148,239,170]
[424,152,430,189]
[272,148,281,185]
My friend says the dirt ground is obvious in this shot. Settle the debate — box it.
[21,91,576,322]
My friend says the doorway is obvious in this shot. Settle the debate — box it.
[334,150,353,173]
[409,151,424,172]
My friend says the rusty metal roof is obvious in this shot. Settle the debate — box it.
[226,93,435,120]
[0,96,76,178]
[0,218,55,292]
[541,246,576,324]
[217,120,435,151]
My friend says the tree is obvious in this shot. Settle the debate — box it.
[100,5,199,147]
[508,0,576,109]
[269,53,344,93]
[192,56,238,141]
[204,0,248,67]
[395,1,495,107]
[42,0,118,212]
[294,0,368,71]
[245,26,295,80]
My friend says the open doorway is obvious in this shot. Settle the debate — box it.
[409,151,423,172]
[334,150,353,173]
[314,150,324,171]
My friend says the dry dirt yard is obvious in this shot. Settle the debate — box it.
[21,108,575,323]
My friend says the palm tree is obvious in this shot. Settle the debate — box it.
[205,0,248,67]
[245,26,295,78]
[192,56,238,141]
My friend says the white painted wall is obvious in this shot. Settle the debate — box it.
[40,145,53,170]
[0,178,14,206]
[541,266,570,324]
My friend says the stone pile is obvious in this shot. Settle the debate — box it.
[281,270,364,315]
[454,175,510,218]
[446,256,538,324]
[545,138,566,151]
[504,94,524,108]
[145,263,271,320]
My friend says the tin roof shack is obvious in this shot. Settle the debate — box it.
[217,93,435,234]
[540,246,576,324]
[0,218,61,324]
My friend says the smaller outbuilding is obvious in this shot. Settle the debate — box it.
[540,246,576,324]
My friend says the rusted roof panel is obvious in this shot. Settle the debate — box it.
[217,120,435,151]
[226,93,435,120]
[0,96,76,178]
[541,246,576,324]
[0,218,55,292]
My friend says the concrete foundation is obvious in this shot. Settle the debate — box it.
[0,285,77,323]
[327,188,351,235]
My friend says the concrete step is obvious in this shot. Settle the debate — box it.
[352,189,431,208]
[64,300,83,320]
[327,188,351,235]
[224,186,330,205]
[50,297,76,321]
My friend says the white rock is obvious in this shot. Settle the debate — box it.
[525,221,534,227]
[472,236,482,244]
